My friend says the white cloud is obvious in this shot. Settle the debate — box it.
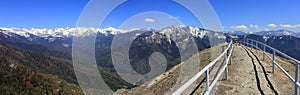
[145,18,155,23]
[280,24,296,28]
[268,24,277,28]
[168,16,180,19]
[250,24,260,29]
[294,24,300,28]
[263,28,270,31]
[228,24,300,32]
[230,25,248,30]
[221,26,225,29]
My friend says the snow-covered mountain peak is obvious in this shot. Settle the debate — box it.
[160,26,210,38]
[0,27,133,38]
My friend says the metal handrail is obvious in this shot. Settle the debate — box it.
[247,39,300,64]
[172,40,234,95]
[240,39,300,95]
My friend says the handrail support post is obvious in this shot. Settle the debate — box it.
[247,40,249,47]
[230,47,233,65]
[256,42,258,54]
[263,45,266,61]
[205,70,210,92]
[246,40,248,47]
[252,40,254,49]
[225,66,228,80]
[295,62,299,95]
[224,50,228,80]
[250,40,252,49]
[272,50,275,74]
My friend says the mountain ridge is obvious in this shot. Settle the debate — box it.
[229,30,300,38]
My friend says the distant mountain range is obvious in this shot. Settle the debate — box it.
[229,30,300,38]
[0,26,227,71]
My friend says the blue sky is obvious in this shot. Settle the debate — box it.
[210,0,300,32]
[0,0,299,32]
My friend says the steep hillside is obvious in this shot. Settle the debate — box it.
[0,61,83,95]
[0,43,83,94]
[0,42,135,93]
[0,43,76,84]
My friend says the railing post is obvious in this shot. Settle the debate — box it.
[230,46,233,65]
[256,42,258,54]
[263,45,266,61]
[248,40,252,48]
[252,40,254,49]
[247,40,249,47]
[225,50,228,80]
[246,40,248,47]
[249,40,251,47]
[245,40,247,47]
[272,50,275,74]
[226,66,228,80]
[205,70,210,92]
[295,62,299,95]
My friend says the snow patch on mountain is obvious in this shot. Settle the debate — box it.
[255,30,299,37]
[0,27,131,38]
[0,26,227,43]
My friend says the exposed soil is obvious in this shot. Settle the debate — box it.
[212,44,297,95]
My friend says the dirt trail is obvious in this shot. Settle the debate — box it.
[209,44,262,95]
[212,44,295,95]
